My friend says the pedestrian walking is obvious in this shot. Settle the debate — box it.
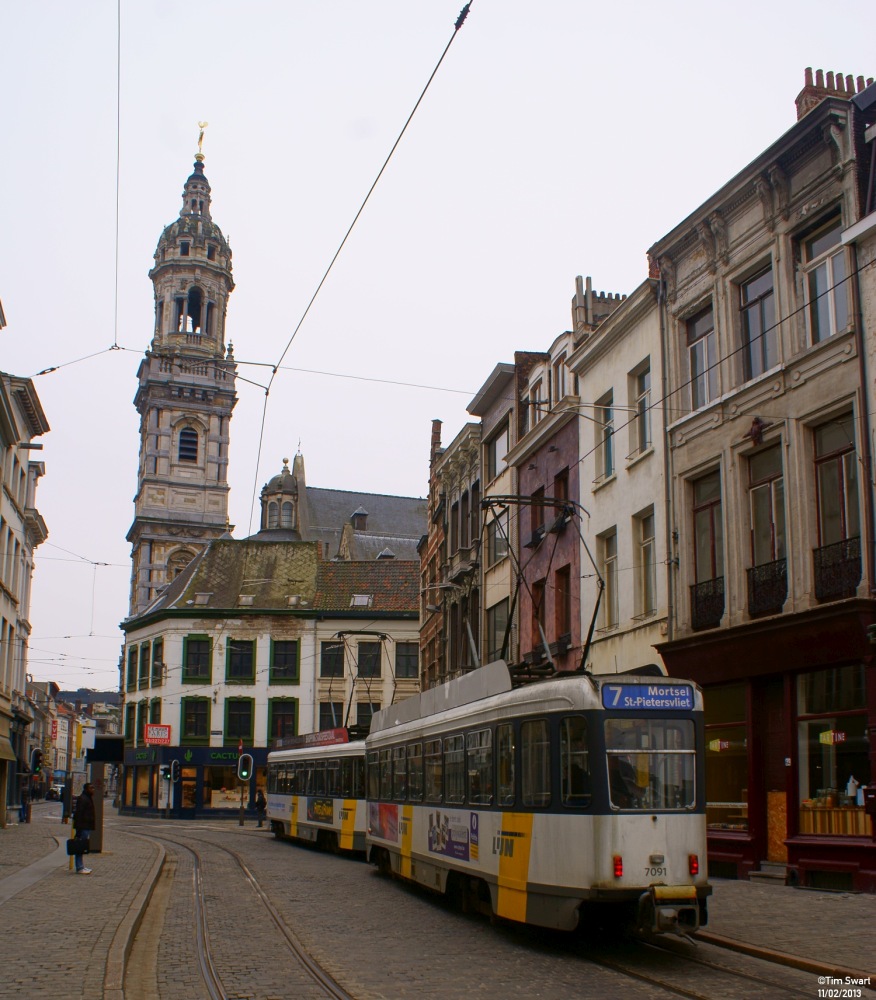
[255,787,267,828]
[72,782,96,874]
[19,787,28,824]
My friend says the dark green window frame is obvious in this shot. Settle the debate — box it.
[151,637,164,686]
[270,639,300,684]
[149,698,162,724]
[224,697,254,745]
[268,698,298,743]
[136,700,148,742]
[180,697,210,745]
[125,703,136,745]
[126,646,137,692]
[226,638,255,684]
[138,642,150,688]
[183,635,212,683]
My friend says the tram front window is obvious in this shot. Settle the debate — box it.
[605,719,695,810]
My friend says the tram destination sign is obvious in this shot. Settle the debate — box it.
[602,683,694,711]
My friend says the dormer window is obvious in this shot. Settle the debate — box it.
[351,507,368,530]
[180,242,190,256]
[351,594,373,608]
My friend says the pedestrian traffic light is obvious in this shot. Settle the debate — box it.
[160,764,170,781]
[31,749,43,775]
[237,753,253,781]
[170,760,180,783]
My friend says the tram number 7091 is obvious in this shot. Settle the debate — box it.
[644,866,667,877]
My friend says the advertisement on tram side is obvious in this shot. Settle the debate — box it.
[427,810,478,862]
[368,801,399,842]
[306,797,334,824]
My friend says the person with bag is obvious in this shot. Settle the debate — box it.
[255,787,267,828]
[72,782,96,874]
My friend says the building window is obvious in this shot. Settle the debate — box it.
[531,578,546,650]
[320,641,344,678]
[704,682,748,831]
[180,241,190,256]
[268,699,298,742]
[460,490,470,549]
[126,646,137,691]
[748,444,787,615]
[270,640,299,683]
[178,427,198,463]
[181,697,210,743]
[740,268,776,380]
[485,422,509,482]
[803,217,850,343]
[136,701,148,742]
[125,703,136,744]
[395,642,419,679]
[487,598,509,663]
[138,643,150,688]
[529,486,545,545]
[267,502,279,529]
[815,415,860,547]
[225,699,253,744]
[798,665,869,837]
[357,702,379,730]
[553,353,567,403]
[554,565,572,640]
[280,501,295,528]
[595,391,614,482]
[486,510,509,565]
[632,363,651,455]
[529,378,545,428]
[319,702,343,730]
[226,639,255,683]
[183,636,211,682]
[149,698,161,724]
[691,470,725,630]
[637,510,656,618]
[687,305,717,411]
[151,638,164,686]
[553,467,569,516]
[450,500,460,553]
[357,642,381,678]
[601,530,618,629]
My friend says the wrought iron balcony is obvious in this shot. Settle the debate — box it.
[690,576,724,631]
[813,536,861,602]
[747,558,787,617]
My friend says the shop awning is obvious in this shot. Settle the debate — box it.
[0,736,17,763]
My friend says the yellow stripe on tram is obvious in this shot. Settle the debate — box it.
[495,812,534,923]
[290,795,299,838]
[400,805,414,879]
[339,798,357,850]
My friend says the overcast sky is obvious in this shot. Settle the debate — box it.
[1,2,871,691]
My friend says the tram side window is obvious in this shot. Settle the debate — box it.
[521,719,551,807]
[392,746,407,801]
[340,759,352,797]
[408,743,424,801]
[560,717,591,807]
[379,748,393,800]
[425,739,443,803]
[355,756,365,798]
[467,729,494,805]
[312,762,326,796]
[444,734,466,805]
[367,751,380,800]
[326,761,339,797]
[496,723,515,805]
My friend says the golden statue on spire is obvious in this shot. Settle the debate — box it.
[195,121,209,162]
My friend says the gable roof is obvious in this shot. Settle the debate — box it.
[314,560,418,613]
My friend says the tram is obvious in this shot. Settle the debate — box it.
[266,729,367,853]
[365,661,711,934]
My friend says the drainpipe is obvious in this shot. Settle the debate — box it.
[657,277,676,646]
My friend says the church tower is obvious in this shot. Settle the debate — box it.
[127,140,237,616]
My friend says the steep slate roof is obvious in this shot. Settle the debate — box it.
[314,560,418,614]
[303,487,426,560]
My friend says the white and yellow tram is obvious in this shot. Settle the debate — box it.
[266,730,367,853]
[365,661,711,934]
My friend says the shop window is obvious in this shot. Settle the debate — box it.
[798,666,869,836]
[704,682,748,831]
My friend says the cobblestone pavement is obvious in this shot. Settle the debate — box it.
[2,802,874,1000]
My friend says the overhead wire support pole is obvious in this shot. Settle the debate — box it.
[246,2,476,533]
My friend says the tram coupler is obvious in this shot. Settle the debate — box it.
[638,885,700,936]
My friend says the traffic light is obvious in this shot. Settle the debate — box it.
[160,764,170,781]
[170,760,180,783]
[237,753,253,781]
[31,749,43,775]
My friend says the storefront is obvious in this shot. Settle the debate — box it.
[658,599,876,892]
[121,745,268,819]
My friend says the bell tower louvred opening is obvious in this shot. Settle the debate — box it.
[127,131,238,616]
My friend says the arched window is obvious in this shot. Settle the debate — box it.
[281,502,295,528]
[186,286,203,333]
[179,428,198,463]
[267,502,279,529]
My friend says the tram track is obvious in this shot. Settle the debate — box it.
[124,827,358,1000]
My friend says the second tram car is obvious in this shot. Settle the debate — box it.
[266,730,367,852]
[365,662,711,934]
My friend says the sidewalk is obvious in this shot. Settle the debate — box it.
[0,799,163,1000]
[1,802,874,997]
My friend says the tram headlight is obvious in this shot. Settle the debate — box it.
[689,853,699,876]
[613,854,623,878]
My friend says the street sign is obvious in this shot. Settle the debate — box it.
[144,724,172,745]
